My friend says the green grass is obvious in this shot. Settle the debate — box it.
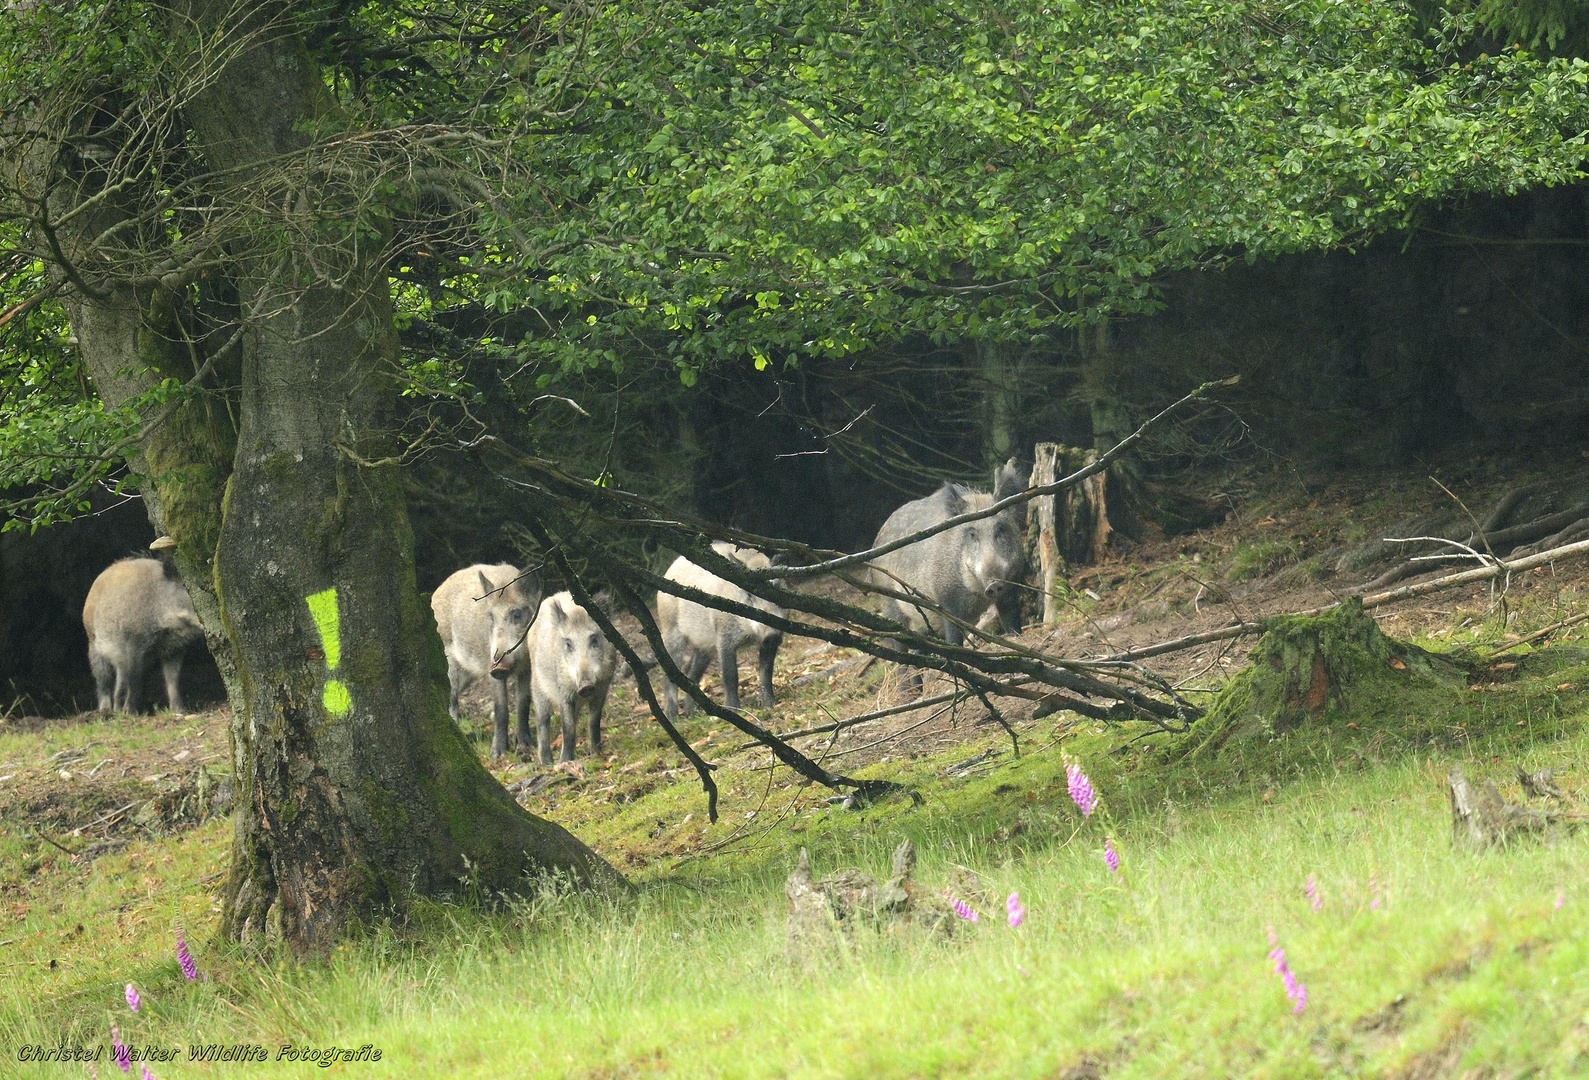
[8,648,1589,1076]
[1226,539,1303,582]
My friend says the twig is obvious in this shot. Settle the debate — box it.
[726,688,968,752]
[1487,611,1589,657]
[1102,536,1589,664]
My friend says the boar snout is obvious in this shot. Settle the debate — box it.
[489,654,514,679]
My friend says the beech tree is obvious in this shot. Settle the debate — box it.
[1,0,1586,952]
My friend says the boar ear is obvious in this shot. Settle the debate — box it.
[476,570,495,599]
[590,589,613,617]
[939,481,970,516]
[547,596,567,625]
[993,458,1026,503]
[513,567,544,603]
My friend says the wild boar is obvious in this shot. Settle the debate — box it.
[868,458,1027,690]
[430,563,544,759]
[82,557,204,714]
[657,541,784,719]
[528,592,617,765]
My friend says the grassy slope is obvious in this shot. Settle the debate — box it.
[7,640,1589,1077]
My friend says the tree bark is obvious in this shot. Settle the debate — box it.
[170,4,621,949]
[1028,444,1062,626]
[20,100,241,700]
[978,338,1022,469]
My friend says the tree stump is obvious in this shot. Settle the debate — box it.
[784,840,955,962]
[1029,443,1113,625]
[1448,768,1552,848]
[1183,599,1468,760]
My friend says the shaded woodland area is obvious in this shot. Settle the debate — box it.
[6,0,1589,956]
[7,184,1585,714]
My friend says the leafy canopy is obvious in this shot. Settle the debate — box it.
[1,0,1587,522]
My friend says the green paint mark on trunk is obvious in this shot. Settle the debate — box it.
[306,588,342,667]
[306,587,350,717]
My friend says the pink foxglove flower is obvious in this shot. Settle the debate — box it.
[111,1028,130,1074]
[124,983,140,1012]
[176,928,198,981]
[1265,929,1308,1014]
[1066,763,1097,818]
[1104,838,1120,873]
[1306,875,1322,913]
[1006,892,1025,928]
[140,1065,157,1080]
[1556,890,1566,911]
[943,888,979,922]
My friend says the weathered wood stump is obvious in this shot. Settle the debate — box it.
[784,840,957,960]
[1447,768,1554,848]
[1029,443,1113,625]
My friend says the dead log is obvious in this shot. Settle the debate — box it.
[1473,502,1589,554]
[1471,485,1536,541]
[1365,492,1583,589]
[1505,518,1589,561]
[1103,535,1589,665]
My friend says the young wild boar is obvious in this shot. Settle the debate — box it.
[528,592,617,765]
[430,563,544,759]
[657,541,785,719]
[868,458,1027,692]
[82,557,204,714]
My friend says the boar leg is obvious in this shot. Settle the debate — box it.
[717,635,741,710]
[533,691,554,766]
[756,636,780,709]
[880,635,923,700]
[161,653,186,715]
[119,651,147,715]
[660,626,690,720]
[89,648,115,712]
[444,655,463,720]
[661,674,679,722]
[666,649,710,719]
[938,615,964,648]
[489,676,511,759]
[559,695,580,762]
[587,687,608,758]
[514,674,535,753]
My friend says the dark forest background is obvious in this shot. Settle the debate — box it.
[6,184,1585,714]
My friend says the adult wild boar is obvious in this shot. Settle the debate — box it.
[528,592,617,765]
[868,458,1027,689]
[657,541,784,719]
[83,557,204,714]
[430,563,544,759]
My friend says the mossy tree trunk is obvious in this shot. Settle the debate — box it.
[177,1,619,951]
[23,2,622,954]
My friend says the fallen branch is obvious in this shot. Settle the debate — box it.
[1488,611,1589,657]
[728,688,969,753]
[1102,536,1589,664]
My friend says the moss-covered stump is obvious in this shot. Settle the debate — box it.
[1182,599,1469,760]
